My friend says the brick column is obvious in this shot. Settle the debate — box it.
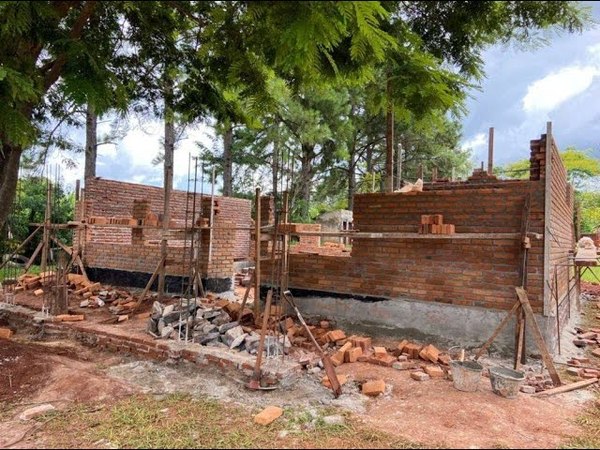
[132,199,151,246]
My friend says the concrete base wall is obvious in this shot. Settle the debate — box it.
[86,267,233,294]
[286,290,572,356]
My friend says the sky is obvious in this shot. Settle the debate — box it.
[462,1,600,167]
[49,2,600,192]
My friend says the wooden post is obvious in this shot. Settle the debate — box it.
[396,142,402,190]
[281,191,289,293]
[158,76,175,301]
[432,167,438,183]
[417,164,423,180]
[515,287,561,386]
[254,188,261,319]
[208,167,216,264]
[0,226,41,271]
[75,179,80,201]
[487,127,494,175]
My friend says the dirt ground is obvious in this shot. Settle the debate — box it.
[0,335,595,449]
[0,284,599,448]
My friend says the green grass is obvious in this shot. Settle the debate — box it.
[580,267,600,284]
[38,394,429,449]
[562,395,600,449]
[0,264,39,282]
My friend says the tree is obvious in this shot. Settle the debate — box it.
[1,176,74,259]
[0,1,589,230]
[498,147,600,187]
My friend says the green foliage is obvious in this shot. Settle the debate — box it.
[1,176,74,258]
[577,191,600,233]
[562,147,600,188]
[498,148,600,186]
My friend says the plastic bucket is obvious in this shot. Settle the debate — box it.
[489,366,525,399]
[449,361,483,392]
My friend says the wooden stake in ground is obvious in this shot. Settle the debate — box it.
[131,256,166,314]
[0,226,41,271]
[248,288,273,388]
[238,269,255,321]
[515,287,561,386]
[253,187,261,320]
[476,288,561,386]
[282,290,342,397]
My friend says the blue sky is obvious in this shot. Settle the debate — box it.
[49,3,600,191]
[462,1,600,167]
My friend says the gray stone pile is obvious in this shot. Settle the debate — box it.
[147,298,291,355]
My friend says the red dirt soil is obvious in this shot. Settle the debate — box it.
[337,362,586,449]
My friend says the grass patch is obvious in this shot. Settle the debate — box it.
[39,394,429,449]
[562,395,600,449]
[581,267,600,284]
[0,264,39,282]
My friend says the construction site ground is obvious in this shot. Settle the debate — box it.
[0,285,599,449]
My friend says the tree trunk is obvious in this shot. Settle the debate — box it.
[158,76,175,301]
[347,140,356,211]
[384,77,394,193]
[222,121,233,197]
[0,143,22,230]
[272,130,279,200]
[84,103,98,179]
[299,143,314,221]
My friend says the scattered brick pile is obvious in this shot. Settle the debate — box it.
[518,371,557,394]
[572,326,600,350]
[565,357,600,380]
[291,323,453,382]
[419,214,455,235]
[68,274,136,313]
[11,272,57,295]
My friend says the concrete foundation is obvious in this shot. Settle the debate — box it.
[286,290,574,356]
[86,267,233,294]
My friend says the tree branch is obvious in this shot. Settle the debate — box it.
[43,1,98,90]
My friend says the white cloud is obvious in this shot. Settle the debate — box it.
[462,132,487,151]
[522,65,600,114]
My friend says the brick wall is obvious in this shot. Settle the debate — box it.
[79,178,252,282]
[547,138,576,314]
[265,180,546,312]
[82,178,252,260]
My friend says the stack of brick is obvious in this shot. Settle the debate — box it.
[467,168,498,182]
[529,134,547,181]
[419,214,455,235]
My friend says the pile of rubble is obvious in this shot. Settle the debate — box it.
[68,274,138,314]
[293,324,454,381]
[572,325,600,354]
[234,267,253,287]
[147,298,290,356]
[10,272,58,295]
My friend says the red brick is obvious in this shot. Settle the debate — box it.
[362,379,385,396]
[254,406,283,425]
[345,346,363,363]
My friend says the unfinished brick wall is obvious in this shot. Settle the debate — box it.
[79,178,252,288]
[266,181,545,312]
[82,178,252,260]
[546,137,576,320]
